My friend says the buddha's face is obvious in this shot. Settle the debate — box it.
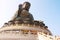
[22,2,31,10]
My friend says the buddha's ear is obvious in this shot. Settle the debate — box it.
[18,4,22,10]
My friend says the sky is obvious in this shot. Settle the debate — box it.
[0,0,60,36]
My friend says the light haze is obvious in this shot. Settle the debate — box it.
[0,0,60,35]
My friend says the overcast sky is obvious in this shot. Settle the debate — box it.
[0,0,60,35]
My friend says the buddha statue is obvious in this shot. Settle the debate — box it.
[10,2,34,24]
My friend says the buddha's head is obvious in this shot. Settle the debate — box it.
[22,2,31,11]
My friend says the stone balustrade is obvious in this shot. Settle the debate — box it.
[38,32,60,40]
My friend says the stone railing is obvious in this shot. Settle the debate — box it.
[0,24,52,35]
[38,32,60,40]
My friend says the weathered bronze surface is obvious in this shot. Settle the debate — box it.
[11,2,34,24]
